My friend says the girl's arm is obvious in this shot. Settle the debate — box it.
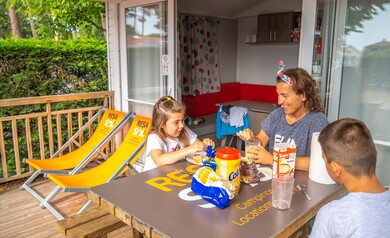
[149,139,206,167]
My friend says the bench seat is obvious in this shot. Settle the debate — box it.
[56,208,126,238]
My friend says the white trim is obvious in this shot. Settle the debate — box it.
[167,0,177,99]
[374,140,390,147]
[298,0,317,72]
[106,3,123,111]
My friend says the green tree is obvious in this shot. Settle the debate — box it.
[1,0,105,40]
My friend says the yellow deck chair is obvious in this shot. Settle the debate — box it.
[39,115,152,220]
[20,107,133,203]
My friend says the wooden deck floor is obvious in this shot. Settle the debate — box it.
[0,178,133,238]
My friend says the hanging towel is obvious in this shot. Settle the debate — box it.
[229,106,248,127]
[216,105,250,139]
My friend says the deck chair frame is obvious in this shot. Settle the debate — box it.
[20,108,134,204]
[38,115,151,220]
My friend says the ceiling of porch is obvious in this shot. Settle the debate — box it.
[178,0,303,19]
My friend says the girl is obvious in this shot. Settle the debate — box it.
[236,61,328,171]
[144,96,215,171]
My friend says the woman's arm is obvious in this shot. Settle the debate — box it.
[150,139,206,167]
[247,130,310,171]
[295,156,310,171]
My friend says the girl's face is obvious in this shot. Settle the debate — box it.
[276,82,307,116]
[162,112,185,140]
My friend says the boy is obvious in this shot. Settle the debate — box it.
[310,118,390,237]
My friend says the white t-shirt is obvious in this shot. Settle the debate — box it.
[143,127,197,171]
[310,186,390,238]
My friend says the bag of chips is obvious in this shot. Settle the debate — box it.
[191,167,235,209]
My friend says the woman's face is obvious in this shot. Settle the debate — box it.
[162,112,185,140]
[276,82,307,116]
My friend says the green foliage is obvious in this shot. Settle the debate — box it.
[1,0,105,40]
[0,39,108,100]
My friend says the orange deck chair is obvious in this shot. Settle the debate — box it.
[38,115,151,220]
[20,107,133,203]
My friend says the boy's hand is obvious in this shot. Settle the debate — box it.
[202,138,215,149]
[236,128,255,141]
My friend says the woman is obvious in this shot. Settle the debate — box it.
[237,61,328,171]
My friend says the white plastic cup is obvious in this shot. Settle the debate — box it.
[272,174,294,210]
[245,138,261,158]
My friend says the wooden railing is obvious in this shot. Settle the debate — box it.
[0,91,115,183]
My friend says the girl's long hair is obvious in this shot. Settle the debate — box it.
[151,96,189,149]
[278,68,325,113]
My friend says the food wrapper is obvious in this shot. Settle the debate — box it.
[202,145,217,170]
[191,167,235,209]
[240,157,260,184]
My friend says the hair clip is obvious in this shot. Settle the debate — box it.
[277,60,294,86]
[167,97,171,101]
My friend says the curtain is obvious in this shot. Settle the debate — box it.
[178,14,221,96]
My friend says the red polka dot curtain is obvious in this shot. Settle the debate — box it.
[178,14,221,96]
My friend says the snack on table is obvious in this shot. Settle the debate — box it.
[191,167,235,209]
[240,157,260,184]
[192,154,203,164]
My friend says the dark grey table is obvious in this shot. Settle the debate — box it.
[88,161,344,238]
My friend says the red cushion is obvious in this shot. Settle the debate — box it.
[182,82,241,117]
[239,84,278,104]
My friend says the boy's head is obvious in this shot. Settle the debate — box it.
[318,118,377,179]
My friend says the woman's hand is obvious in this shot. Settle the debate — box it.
[236,128,255,141]
[202,138,215,149]
[245,145,273,165]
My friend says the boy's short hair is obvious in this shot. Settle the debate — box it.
[318,118,377,177]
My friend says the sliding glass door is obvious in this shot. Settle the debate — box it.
[120,0,176,117]
[322,0,390,184]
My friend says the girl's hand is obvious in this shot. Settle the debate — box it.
[245,145,273,165]
[236,128,255,141]
[188,140,206,154]
[202,138,215,149]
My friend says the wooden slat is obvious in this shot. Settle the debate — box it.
[115,207,133,226]
[0,122,8,178]
[87,190,101,206]
[46,103,54,156]
[24,118,33,172]
[56,114,63,155]
[78,111,84,145]
[38,116,45,159]
[88,110,93,137]
[0,91,114,107]
[11,119,21,175]
[56,208,109,235]
[66,213,126,238]
[67,112,73,152]
[132,217,152,238]
[0,106,102,122]
[101,197,116,215]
